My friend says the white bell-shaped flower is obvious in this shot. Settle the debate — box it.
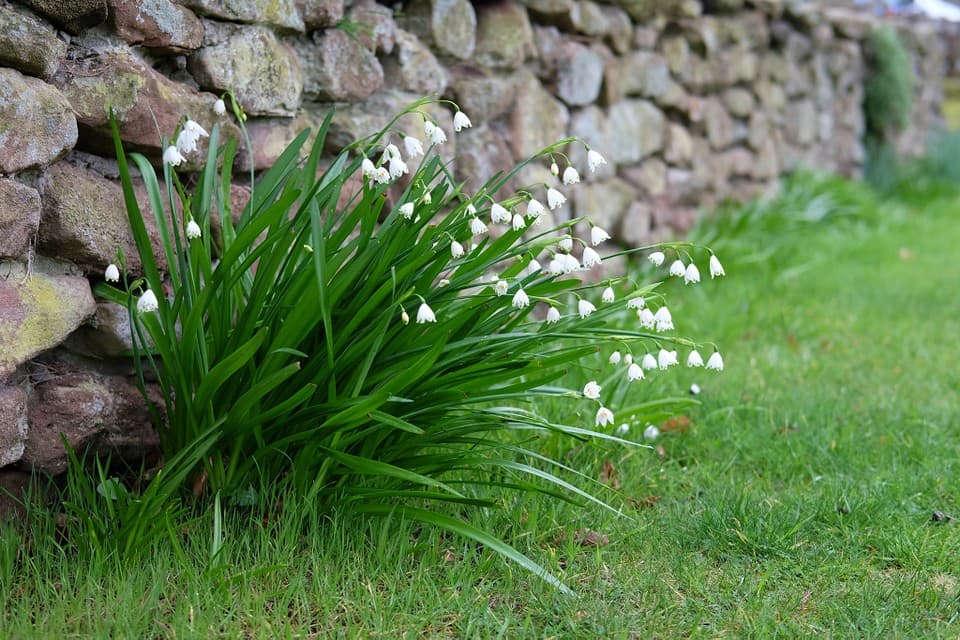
[578,299,596,319]
[512,288,530,309]
[361,157,377,179]
[526,259,541,274]
[494,279,508,296]
[658,349,678,370]
[545,307,561,324]
[648,251,665,266]
[587,149,607,172]
[526,198,545,218]
[595,406,615,427]
[684,263,701,285]
[450,240,464,258]
[601,287,615,303]
[654,306,674,332]
[186,219,202,240]
[416,302,437,323]
[399,202,415,219]
[213,98,227,115]
[561,253,581,273]
[583,380,602,400]
[491,203,511,224]
[562,166,580,185]
[641,353,658,370]
[137,289,159,313]
[710,254,726,278]
[373,167,391,184]
[643,425,660,440]
[591,226,611,246]
[453,110,472,132]
[389,156,408,179]
[546,187,566,210]
[638,308,655,329]
[381,144,401,164]
[624,354,633,365]
[627,297,645,310]
[470,217,488,236]
[609,351,622,365]
[404,136,424,158]
[558,236,573,252]
[550,161,559,176]
[104,264,120,283]
[669,259,686,278]
[163,145,186,167]
[512,214,526,232]
[627,363,644,382]
[706,352,724,371]
[687,350,705,368]
[582,247,602,268]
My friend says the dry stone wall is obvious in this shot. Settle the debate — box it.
[0,0,946,480]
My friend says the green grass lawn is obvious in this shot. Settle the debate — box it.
[4,181,960,638]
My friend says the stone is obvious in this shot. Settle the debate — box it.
[0,260,95,380]
[531,25,565,78]
[609,0,700,21]
[599,5,632,55]
[507,71,569,161]
[567,106,615,181]
[0,3,67,78]
[19,0,107,34]
[753,137,780,179]
[0,180,41,259]
[108,0,204,52]
[383,29,448,96]
[723,88,755,118]
[0,385,28,467]
[399,0,476,60]
[37,162,166,274]
[236,111,322,172]
[572,1,609,37]
[664,123,694,166]
[617,51,671,100]
[348,0,396,54]
[297,0,344,29]
[722,147,755,178]
[786,99,817,146]
[747,111,771,150]
[454,124,515,196]
[52,46,236,161]
[606,100,664,165]
[450,66,518,124]
[620,201,653,246]
[298,29,384,103]
[702,98,735,150]
[633,24,660,50]
[474,1,534,71]
[660,36,689,75]
[556,42,604,107]
[572,177,635,239]
[622,157,667,197]
[22,371,158,474]
[63,301,137,358]
[0,68,77,174]
[181,0,304,32]
[190,26,302,116]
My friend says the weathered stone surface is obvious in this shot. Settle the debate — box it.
[108,0,204,52]
[567,106,615,181]
[181,0,303,32]
[64,301,137,358]
[451,66,518,124]
[507,71,569,161]
[19,0,107,34]
[190,26,302,116]
[297,0,344,29]
[348,0,396,54]
[556,42,604,107]
[0,261,95,380]
[599,5,633,54]
[0,385,28,467]
[298,29,384,103]
[475,1,534,71]
[702,98,735,150]
[0,181,41,259]
[664,123,694,166]
[723,87,755,118]
[0,68,77,173]
[22,371,159,474]
[722,147,755,178]
[572,177,635,239]
[52,46,235,160]
[383,29,448,96]
[455,124,515,196]
[620,201,653,246]
[606,99,664,164]
[0,3,67,78]
[37,162,166,274]
[236,111,321,172]
[400,0,476,60]
[623,157,667,196]
[785,99,817,146]
[616,50,671,100]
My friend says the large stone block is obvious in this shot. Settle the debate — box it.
[606,100,664,164]
[23,371,159,474]
[52,46,236,160]
[297,0,345,29]
[181,0,304,32]
[507,71,569,161]
[37,162,167,274]
[348,0,396,54]
[0,3,67,78]
[0,261,95,380]
[108,0,205,52]
[0,180,41,259]
[450,66,518,124]
[383,29,448,96]
[474,1,534,71]
[556,42,604,107]
[702,98,735,150]
[0,68,77,173]
[190,26,302,116]
[399,0,476,60]
[0,385,28,468]
[19,0,107,34]
[297,29,384,102]
[454,124,515,196]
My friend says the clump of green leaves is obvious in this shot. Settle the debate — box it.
[865,26,915,144]
[97,97,721,588]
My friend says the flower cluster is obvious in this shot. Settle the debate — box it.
[163,118,209,168]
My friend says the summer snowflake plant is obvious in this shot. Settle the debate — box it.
[100,96,727,590]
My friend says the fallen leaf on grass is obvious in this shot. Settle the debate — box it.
[660,415,691,433]
[627,495,662,509]
[599,460,621,489]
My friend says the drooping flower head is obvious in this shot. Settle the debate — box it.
[512,288,530,309]
[578,299,596,319]
[453,110,472,132]
[404,136,424,159]
[213,98,227,116]
[687,350,704,367]
[186,219,202,240]
[710,254,726,278]
[684,263,701,285]
[648,251,665,266]
[424,120,447,145]
[494,279,508,296]
[526,198,545,218]
[627,363,644,382]
[658,349,678,370]
[591,226,611,246]
[627,297,645,310]
[587,149,607,172]
[416,302,436,324]
[638,308,655,329]
[491,203,511,225]
[163,145,186,167]
[562,166,580,185]
[137,289,159,313]
[641,353,658,370]
[654,306,674,332]
[706,352,724,371]
[546,187,566,210]
[399,202,415,219]
[450,240,464,258]
[545,307,561,324]
[669,259,685,278]
[104,264,120,283]
[361,157,377,179]
[643,425,660,440]
[583,380,602,400]
[389,156,408,179]
[582,247,601,268]
[601,287,615,304]
[596,406,615,427]
[470,216,488,236]
[512,214,526,232]
[609,351,622,365]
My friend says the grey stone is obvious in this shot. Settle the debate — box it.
[454,124,515,196]
[383,29,448,96]
[599,5,632,55]
[702,98,735,150]
[37,162,166,275]
[0,261,95,381]
[297,0,344,29]
[298,29,384,103]
[0,68,77,173]
[664,123,694,166]
[0,385,28,467]
[606,100,664,164]
[348,0,396,54]
[786,99,817,146]
[51,46,237,161]
[450,66,518,124]
[572,177,635,240]
[399,0,476,60]
[722,147,755,178]
[190,26,302,116]
[620,201,653,247]
[617,51,671,100]
[108,0,204,52]
[0,180,41,259]
[0,3,67,78]
[181,0,304,32]
[567,106,615,181]
[557,42,604,107]
[507,71,569,161]
[723,88,755,118]
[474,1,534,71]
[236,111,323,172]
[19,0,107,33]
[622,158,667,197]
